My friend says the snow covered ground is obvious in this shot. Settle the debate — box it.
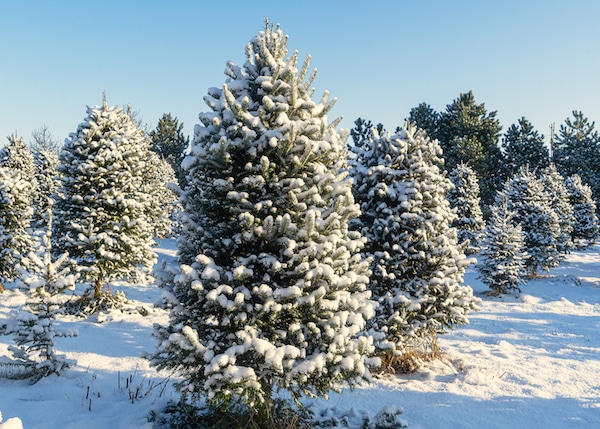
[1,239,599,428]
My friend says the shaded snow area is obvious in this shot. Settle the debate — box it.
[1,239,600,428]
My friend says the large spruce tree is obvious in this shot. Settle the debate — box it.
[150,22,373,414]
[502,117,549,177]
[437,91,503,208]
[350,122,477,357]
[53,98,157,300]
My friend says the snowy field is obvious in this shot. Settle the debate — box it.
[1,238,599,429]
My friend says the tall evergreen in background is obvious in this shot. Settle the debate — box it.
[553,111,600,202]
[436,91,503,208]
[407,102,440,139]
[150,22,373,416]
[350,117,384,148]
[53,99,157,301]
[149,113,189,188]
[351,122,477,357]
[502,117,549,177]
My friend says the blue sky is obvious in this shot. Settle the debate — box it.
[1,0,599,147]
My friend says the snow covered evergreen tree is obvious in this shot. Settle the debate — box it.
[53,98,157,301]
[0,167,34,285]
[447,162,485,253]
[541,164,574,253]
[0,135,39,205]
[350,122,477,357]
[477,193,527,295]
[9,205,78,382]
[150,22,373,414]
[565,174,599,246]
[33,149,60,227]
[504,166,561,276]
[143,152,179,237]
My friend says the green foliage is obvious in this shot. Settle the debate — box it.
[553,111,600,202]
[149,113,189,188]
[502,117,549,177]
[407,102,439,139]
[436,91,503,208]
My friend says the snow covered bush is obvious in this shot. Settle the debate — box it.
[149,21,374,418]
[8,207,78,382]
[53,97,157,302]
[0,166,34,285]
[477,194,528,295]
[349,122,478,360]
[503,166,561,276]
[565,174,599,246]
[447,162,485,253]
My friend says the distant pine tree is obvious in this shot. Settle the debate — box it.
[565,174,599,246]
[33,149,59,227]
[149,113,189,188]
[502,117,549,177]
[541,164,574,253]
[477,193,528,295]
[447,162,485,253]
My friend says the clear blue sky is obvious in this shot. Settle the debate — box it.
[1,0,599,147]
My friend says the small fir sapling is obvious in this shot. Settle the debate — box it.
[149,21,375,417]
[8,204,78,382]
[477,193,528,295]
[350,122,478,360]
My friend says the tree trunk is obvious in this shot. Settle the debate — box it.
[94,278,103,300]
